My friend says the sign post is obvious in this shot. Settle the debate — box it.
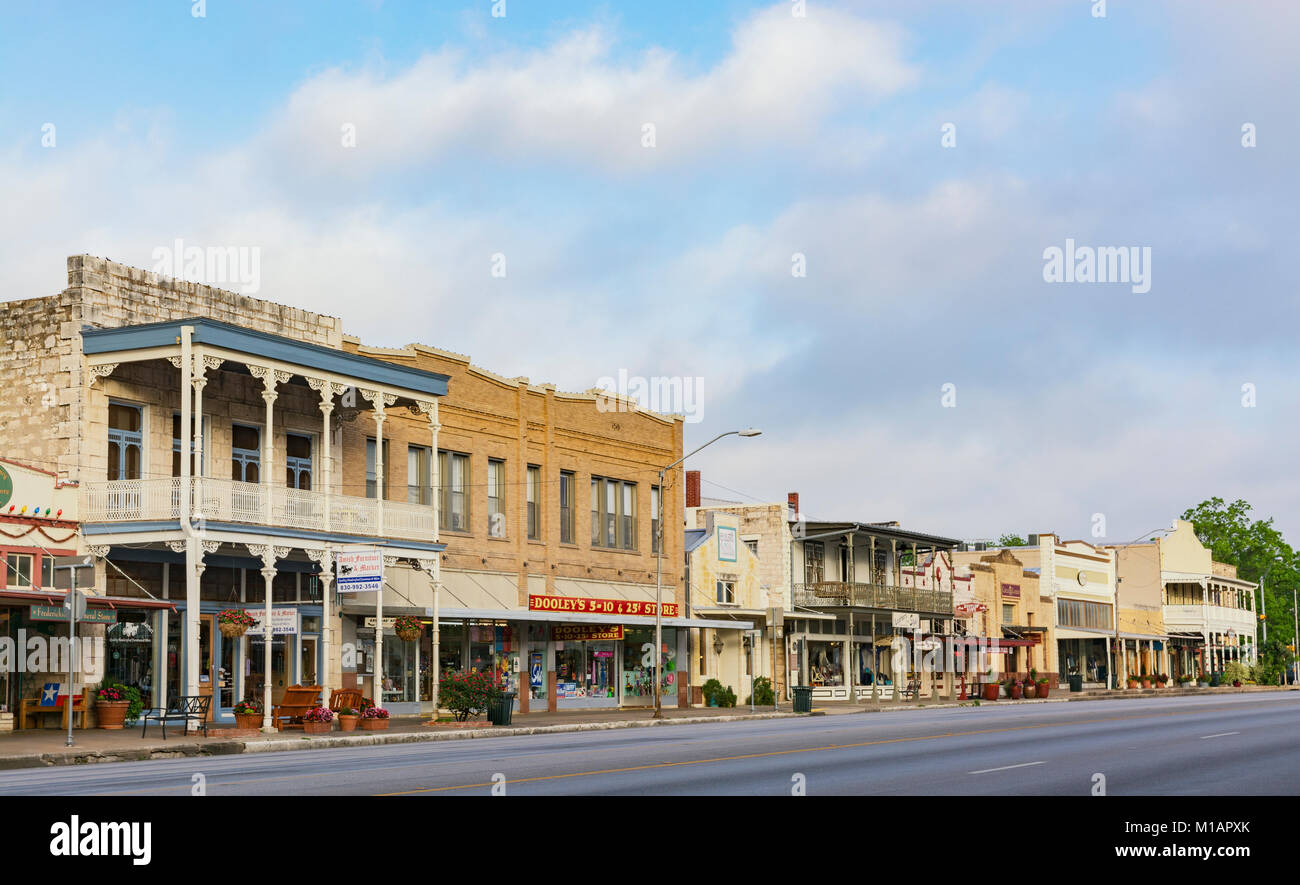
[52,555,94,749]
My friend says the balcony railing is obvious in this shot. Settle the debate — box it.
[793,581,953,615]
[82,477,436,543]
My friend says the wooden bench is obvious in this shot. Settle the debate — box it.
[271,684,322,731]
[329,688,363,713]
[140,696,212,739]
[20,696,88,730]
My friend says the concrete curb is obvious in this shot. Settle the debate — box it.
[0,712,800,770]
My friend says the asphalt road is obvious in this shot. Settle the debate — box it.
[2,693,1296,796]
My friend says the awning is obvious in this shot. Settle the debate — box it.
[0,589,175,610]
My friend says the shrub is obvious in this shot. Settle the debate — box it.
[746,676,775,706]
[717,687,737,708]
[335,706,357,717]
[439,670,503,721]
[1223,661,1250,684]
[701,678,725,705]
[96,682,144,726]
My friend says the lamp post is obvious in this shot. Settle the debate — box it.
[653,428,761,719]
[1259,556,1282,645]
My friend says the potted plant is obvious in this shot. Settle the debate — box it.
[394,615,424,643]
[1155,673,1168,688]
[360,706,390,730]
[303,706,333,734]
[233,699,262,730]
[1024,680,1037,699]
[982,669,1000,701]
[1140,676,1152,689]
[217,608,256,639]
[95,682,142,730]
[1127,677,1139,690]
[1006,678,1023,700]
[1037,677,1050,699]
[336,707,359,732]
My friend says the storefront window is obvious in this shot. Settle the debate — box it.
[166,613,181,703]
[469,622,517,694]
[622,626,677,700]
[383,628,416,704]
[105,613,155,697]
[439,622,464,675]
[808,640,844,686]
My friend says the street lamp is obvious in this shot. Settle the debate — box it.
[653,428,762,718]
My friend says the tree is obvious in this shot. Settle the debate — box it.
[997,533,1028,547]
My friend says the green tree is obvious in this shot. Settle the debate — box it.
[997,533,1028,547]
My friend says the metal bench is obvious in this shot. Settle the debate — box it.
[140,696,212,739]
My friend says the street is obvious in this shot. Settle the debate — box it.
[1,693,1296,796]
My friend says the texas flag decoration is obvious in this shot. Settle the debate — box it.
[40,683,60,706]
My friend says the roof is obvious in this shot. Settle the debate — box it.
[796,520,960,548]
[684,529,709,553]
[82,317,450,398]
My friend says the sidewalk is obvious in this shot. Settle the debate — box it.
[1,686,1293,772]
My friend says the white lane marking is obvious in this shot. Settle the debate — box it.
[1199,731,1240,739]
[968,761,1045,774]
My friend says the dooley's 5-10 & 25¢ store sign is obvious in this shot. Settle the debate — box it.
[529,595,679,618]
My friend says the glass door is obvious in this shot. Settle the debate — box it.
[248,636,289,705]
[217,629,236,712]
[301,636,318,685]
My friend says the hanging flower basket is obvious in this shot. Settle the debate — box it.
[217,608,257,639]
[393,615,424,643]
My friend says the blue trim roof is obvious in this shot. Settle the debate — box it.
[82,317,448,398]
[83,520,446,553]
[685,529,709,553]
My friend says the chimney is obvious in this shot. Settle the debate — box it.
[787,492,800,520]
[685,470,701,509]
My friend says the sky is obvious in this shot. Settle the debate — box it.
[1,0,1297,544]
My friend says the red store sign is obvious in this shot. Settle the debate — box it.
[528,594,679,618]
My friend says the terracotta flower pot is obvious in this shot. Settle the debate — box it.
[1127,680,1139,690]
[1009,684,1023,700]
[97,700,129,730]
[338,715,358,732]
[982,683,1000,701]
[1141,679,1151,689]
[303,720,332,734]
[360,718,389,731]
[1024,683,1038,699]
[234,712,261,730]
[1037,682,1050,698]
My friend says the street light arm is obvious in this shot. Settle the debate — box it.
[663,431,743,475]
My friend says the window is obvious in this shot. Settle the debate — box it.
[41,555,53,588]
[590,477,637,549]
[285,434,312,490]
[407,445,432,505]
[487,459,505,538]
[231,424,260,483]
[365,438,389,499]
[716,579,736,605]
[107,401,143,480]
[744,538,759,557]
[1002,603,1014,624]
[559,471,575,544]
[439,450,469,532]
[804,541,825,584]
[1056,598,1113,630]
[526,465,540,540]
[171,413,206,476]
[5,554,34,588]
[651,486,661,554]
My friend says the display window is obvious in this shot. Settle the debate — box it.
[808,641,844,686]
[553,640,617,699]
[105,612,155,696]
[621,626,677,699]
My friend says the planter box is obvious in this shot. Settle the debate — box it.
[303,720,332,735]
[0,712,13,734]
[359,718,389,731]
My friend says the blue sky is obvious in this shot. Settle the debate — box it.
[2,0,1298,544]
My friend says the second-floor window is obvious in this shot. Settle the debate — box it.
[804,541,825,584]
[439,450,469,532]
[407,445,432,505]
[5,553,35,588]
[1002,603,1014,624]
[526,465,540,540]
[487,459,505,538]
[108,401,143,481]
[559,471,575,544]
[716,579,736,605]
[591,477,636,550]
[231,424,260,483]
[285,434,312,490]
[651,486,661,554]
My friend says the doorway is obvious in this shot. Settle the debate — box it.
[247,636,290,705]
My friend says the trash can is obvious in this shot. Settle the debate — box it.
[489,692,517,726]
[792,686,813,714]
[1068,675,1083,693]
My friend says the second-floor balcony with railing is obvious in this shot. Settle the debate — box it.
[82,476,437,543]
[793,581,954,616]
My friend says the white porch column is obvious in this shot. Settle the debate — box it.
[359,389,395,536]
[250,367,288,524]
[248,544,288,731]
[308,379,345,531]
[420,559,440,715]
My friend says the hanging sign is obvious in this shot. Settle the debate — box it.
[528,595,679,617]
[336,547,383,593]
[245,608,298,636]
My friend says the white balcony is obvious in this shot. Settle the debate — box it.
[82,477,436,543]
[1163,603,1256,634]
